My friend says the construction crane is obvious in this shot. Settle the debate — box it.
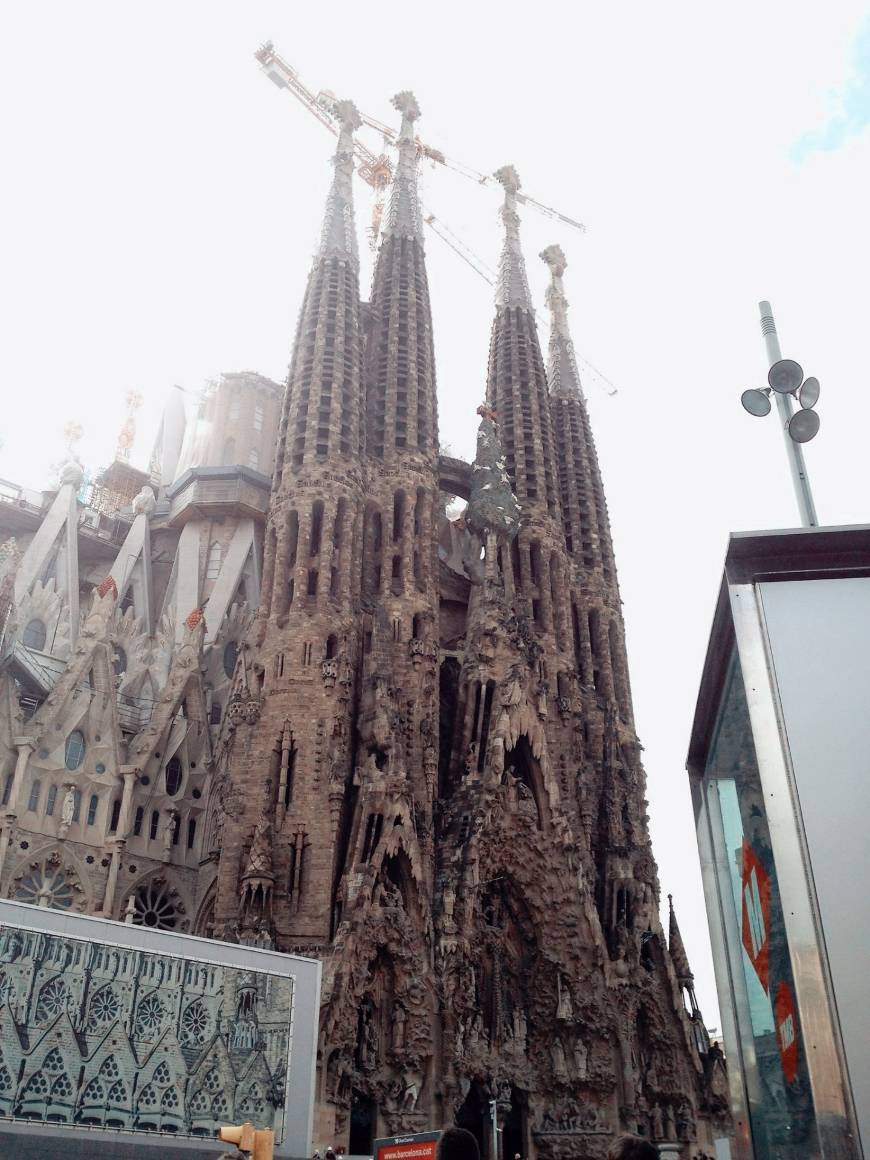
[254,42,617,396]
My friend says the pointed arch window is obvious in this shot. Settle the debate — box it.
[133,806,144,836]
[109,799,121,832]
[86,793,99,826]
[27,780,41,812]
[64,731,85,770]
[45,784,58,816]
[223,640,238,679]
[165,756,183,796]
[22,619,47,650]
[150,810,160,840]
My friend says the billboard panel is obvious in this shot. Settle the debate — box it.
[0,899,320,1158]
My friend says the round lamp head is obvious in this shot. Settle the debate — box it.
[741,388,772,417]
[788,408,820,443]
[798,375,820,409]
[768,358,804,394]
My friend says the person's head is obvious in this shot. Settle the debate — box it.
[608,1135,659,1160]
[437,1127,481,1160]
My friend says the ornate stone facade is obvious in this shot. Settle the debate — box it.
[0,94,729,1158]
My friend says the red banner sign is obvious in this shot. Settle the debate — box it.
[741,839,770,992]
[374,1131,442,1160]
[774,981,799,1083]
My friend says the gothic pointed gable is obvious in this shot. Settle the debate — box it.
[127,608,211,773]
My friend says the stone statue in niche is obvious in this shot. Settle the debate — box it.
[651,1102,664,1140]
[664,1103,677,1141]
[551,1037,568,1081]
[511,1005,528,1051]
[555,974,574,1020]
[392,1001,407,1049]
[573,1036,588,1079]
[359,999,378,1071]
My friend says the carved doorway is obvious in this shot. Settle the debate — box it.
[455,1082,487,1156]
[349,1089,375,1156]
[501,1087,527,1160]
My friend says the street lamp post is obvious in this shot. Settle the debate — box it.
[740,301,820,527]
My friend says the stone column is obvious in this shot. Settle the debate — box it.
[0,739,34,880]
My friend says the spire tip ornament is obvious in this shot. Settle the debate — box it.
[540,243,567,278]
[494,164,532,310]
[391,91,420,123]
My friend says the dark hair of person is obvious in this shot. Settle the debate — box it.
[437,1127,481,1160]
[608,1134,660,1160]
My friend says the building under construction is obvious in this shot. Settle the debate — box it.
[0,86,730,1159]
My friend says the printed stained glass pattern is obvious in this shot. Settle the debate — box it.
[0,923,293,1141]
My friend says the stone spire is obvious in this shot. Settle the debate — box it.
[668,893,694,985]
[318,100,362,267]
[486,166,560,521]
[542,244,618,594]
[541,243,584,400]
[494,165,533,311]
[383,91,424,240]
[365,93,438,459]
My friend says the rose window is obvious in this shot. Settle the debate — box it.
[35,977,68,1023]
[152,1060,172,1086]
[42,1049,65,1073]
[15,862,77,910]
[180,999,210,1045]
[131,881,178,930]
[87,987,120,1029]
[203,1067,221,1093]
[133,994,167,1039]
[212,1094,230,1119]
[162,1086,179,1111]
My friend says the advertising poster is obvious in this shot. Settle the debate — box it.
[374,1130,442,1160]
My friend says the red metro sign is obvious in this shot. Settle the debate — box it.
[774,981,799,1083]
[741,840,771,993]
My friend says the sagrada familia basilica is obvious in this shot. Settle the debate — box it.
[0,91,730,1157]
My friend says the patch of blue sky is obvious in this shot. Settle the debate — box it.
[791,15,870,162]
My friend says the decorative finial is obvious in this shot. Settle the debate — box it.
[494,165,521,193]
[382,91,424,240]
[493,165,532,310]
[391,91,420,123]
[540,243,567,278]
[318,97,360,266]
[541,243,583,399]
[334,99,362,135]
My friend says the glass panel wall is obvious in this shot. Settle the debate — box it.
[705,648,819,1160]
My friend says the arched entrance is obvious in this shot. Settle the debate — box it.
[500,1088,528,1159]
[455,1082,488,1155]
[349,1089,375,1156]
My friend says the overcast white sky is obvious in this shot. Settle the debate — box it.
[2,2,869,1025]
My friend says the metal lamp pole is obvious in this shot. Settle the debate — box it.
[758,301,818,527]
